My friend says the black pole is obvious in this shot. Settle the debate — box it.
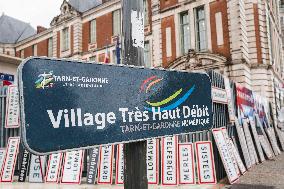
[122,0,148,189]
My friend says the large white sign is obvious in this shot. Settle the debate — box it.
[235,119,252,169]
[249,119,265,162]
[29,155,46,183]
[243,119,258,164]
[115,144,124,185]
[221,128,240,176]
[98,145,113,184]
[212,128,239,184]
[5,86,19,128]
[259,135,274,159]
[266,127,281,155]
[212,87,228,104]
[45,153,63,183]
[229,139,246,175]
[0,148,6,174]
[1,137,20,182]
[61,150,84,184]
[195,141,216,184]
[161,136,177,186]
[178,143,195,185]
[224,78,235,122]
[147,139,159,184]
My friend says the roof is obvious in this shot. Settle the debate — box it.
[68,0,102,13]
[0,14,36,44]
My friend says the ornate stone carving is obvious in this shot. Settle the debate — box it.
[167,50,227,71]
[50,0,80,26]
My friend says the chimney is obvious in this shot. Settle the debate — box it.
[37,26,47,34]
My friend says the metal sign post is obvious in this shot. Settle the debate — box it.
[122,1,147,188]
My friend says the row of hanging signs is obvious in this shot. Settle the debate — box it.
[0,136,217,185]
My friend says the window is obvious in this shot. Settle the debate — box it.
[32,44,37,56]
[48,38,53,57]
[113,10,121,36]
[62,27,69,51]
[20,50,24,58]
[144,41,151,67]
[144,0,149,26]
[90,19,97,44]
[195,6,207,51]
[180,12,190,55]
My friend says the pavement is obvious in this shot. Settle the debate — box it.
[224,152,284,189]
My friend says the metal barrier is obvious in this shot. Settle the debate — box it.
[0,70,241,183]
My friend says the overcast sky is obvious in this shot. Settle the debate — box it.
[0,0,63,29]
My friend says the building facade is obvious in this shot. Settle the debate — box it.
[0,0,284,119]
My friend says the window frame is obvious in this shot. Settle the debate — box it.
[62,27,70,52]
[195,5,207,52]
[48,37,53,57]
[90,19,97,44]
[112,10,121,36]
[180,11,190,55]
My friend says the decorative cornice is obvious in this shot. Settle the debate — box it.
[50,0,80,27]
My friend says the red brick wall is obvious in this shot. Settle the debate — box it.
[254,4,262,64]
[57,31,60,57]
[161,15,176,68]
[24,46,33,58]
[160,0,178,10]
[82,22,90,53]
[37,39,48,56]
[97,13,113,48]
[146,0,152,30]
[210,0,230,59]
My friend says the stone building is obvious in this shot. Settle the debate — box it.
[0,0,284,117]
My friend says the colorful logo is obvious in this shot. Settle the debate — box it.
[35,71,55,89]
[140,76,195,112]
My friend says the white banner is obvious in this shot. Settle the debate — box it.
[115,144,124,185]
[0,148,6,174]
[29,155,46,183]
[235,119,252,169]
[45,153,63,183]
[195,141,216,184]
[147,139,159,184]
[1,137,20,182]
[212,87,228,104]
[178,143,195,185]
[5,86,19,128]
[161,136,177,186]
[61,150,84,184]
[212,128,239,184]
[98,145,113,184]
[224,78,235,122]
